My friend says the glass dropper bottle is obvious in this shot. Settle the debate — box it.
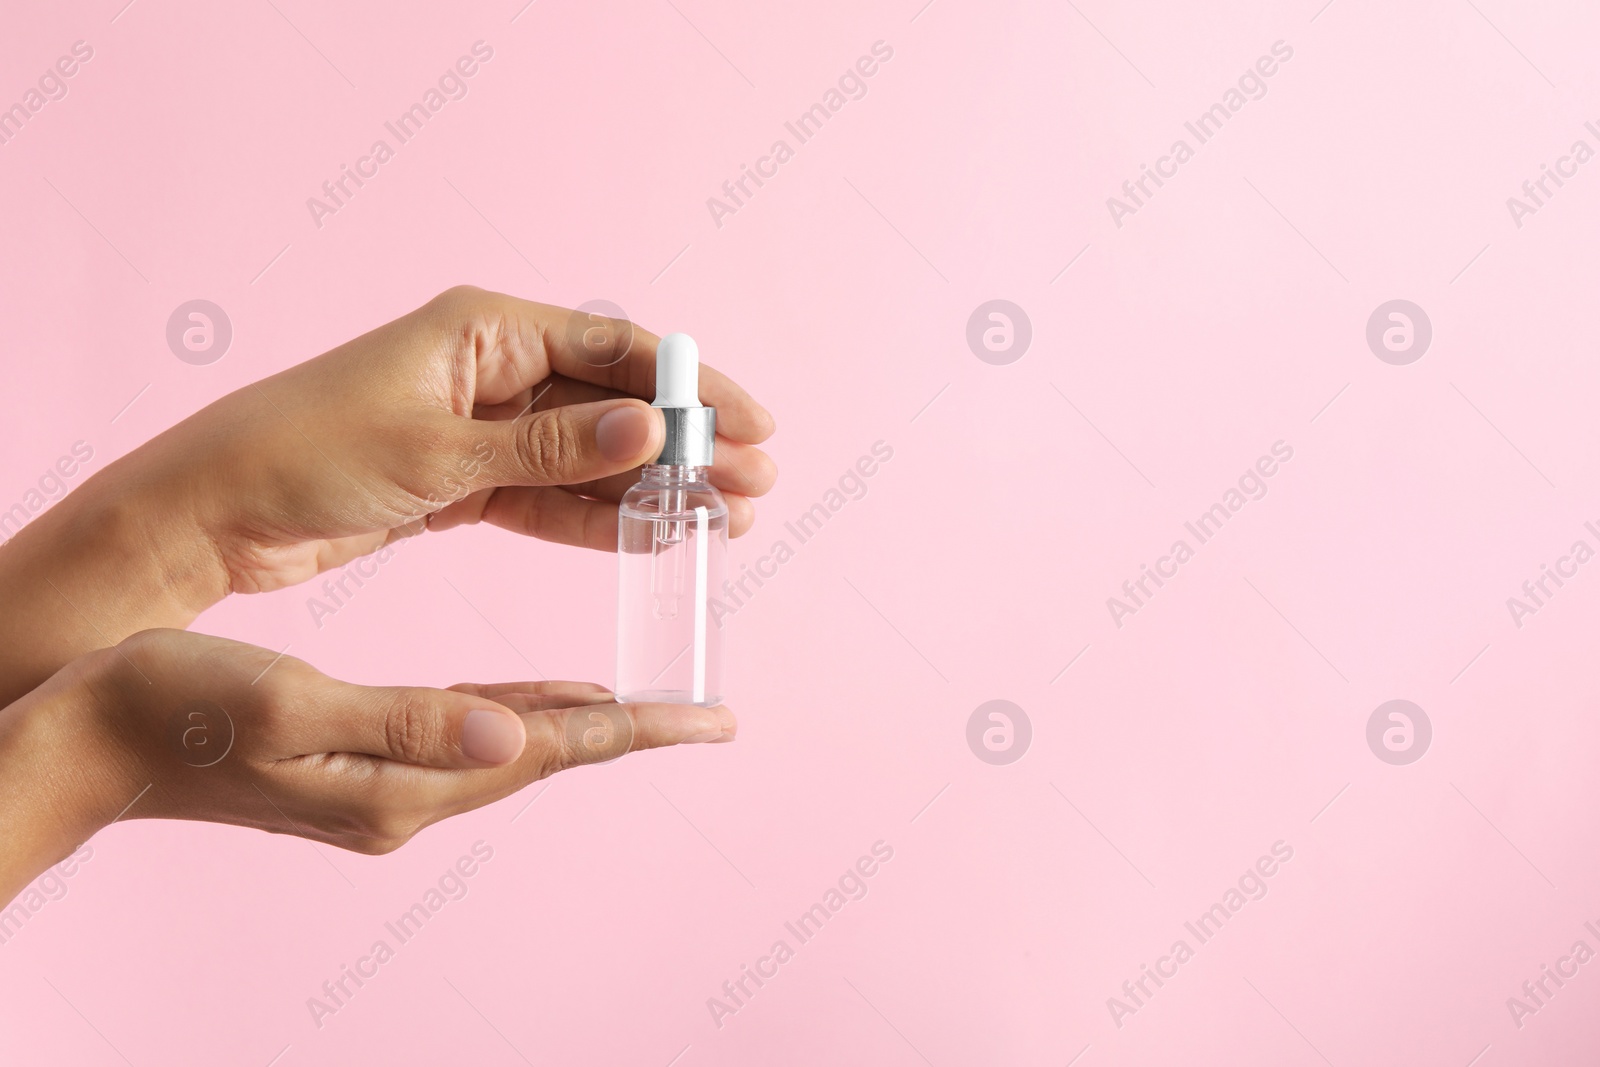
[615,334,728,706]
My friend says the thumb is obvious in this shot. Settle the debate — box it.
[471,398,663,489]
[323,684,530,768]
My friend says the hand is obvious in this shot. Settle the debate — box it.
[133,285,778,596]
[0,627,736,903]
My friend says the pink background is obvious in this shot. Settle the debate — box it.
[3,0,1599,1062]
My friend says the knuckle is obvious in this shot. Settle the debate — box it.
[514,486,558,534]
[516,413,574,483]
[253,644,313,691]
[113,627,165,661]
[383,692,444,765]
[250,657,317,734]
[520,719,574,781]
[551,704,635,774]
[113,627,186,681]
[429,284,484,316]
[532,745,570,783]
[248,660,293,709]
[427,286,499,372]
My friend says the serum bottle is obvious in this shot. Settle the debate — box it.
[616,333,728,706]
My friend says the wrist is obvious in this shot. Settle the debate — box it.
[0,469,229,705]
[79,470,233,611]
[0,649,131,904]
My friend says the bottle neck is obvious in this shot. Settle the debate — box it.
[640,463,708,487]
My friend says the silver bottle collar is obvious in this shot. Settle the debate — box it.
[655,406,716,467]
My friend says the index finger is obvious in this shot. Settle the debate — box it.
[564,325,776,446]
[362,700,738,821]
[435,287,776,444]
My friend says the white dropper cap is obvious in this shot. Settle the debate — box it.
[653,333,701,408]
[651,333,716,466]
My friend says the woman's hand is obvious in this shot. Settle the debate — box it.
[138,285,778,596]
[0,627,735,903]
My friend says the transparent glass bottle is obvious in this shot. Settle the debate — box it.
[616,465,727,705]
[615,332,727,706]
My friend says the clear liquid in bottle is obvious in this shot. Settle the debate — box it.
[616,464,727,705]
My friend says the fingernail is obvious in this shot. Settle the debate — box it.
[682,728,723,744]
[596,404,655,462]
[462,709,525,764]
